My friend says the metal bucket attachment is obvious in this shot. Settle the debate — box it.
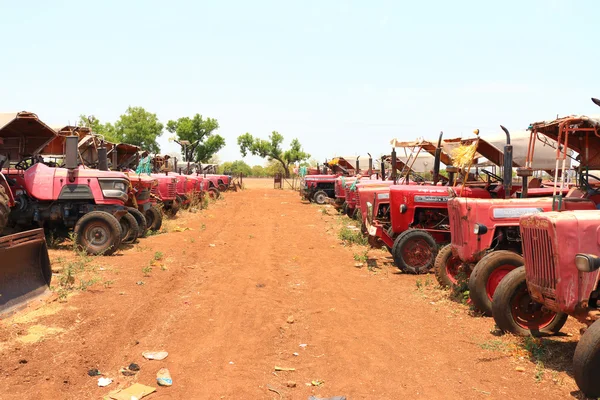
[0,229,52,317]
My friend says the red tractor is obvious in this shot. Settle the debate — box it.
[490,109,600,398]
[436,127,594,315]
[2,113,129,255]
[44,132,157,241]
[302,174,340,205]
[365,133,522,274]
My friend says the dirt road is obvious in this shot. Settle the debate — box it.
[0,182,587,399]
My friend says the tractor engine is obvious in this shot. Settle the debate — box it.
[413,208,449,230]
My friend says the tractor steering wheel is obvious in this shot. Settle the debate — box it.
[411,172,426,184]
[481,169,503,183]
[579,172,600,195]
[14,157,37,170]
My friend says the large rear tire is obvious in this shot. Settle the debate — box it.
[127,207,148,238]
[74,211,122,256]
[574,320,600,398]
[145,206,163,232]
[491,266,568,336]
[0,185,9,234]
[469,250,523,316]
[392,229,438,274]
[119,212,139,244]
[434,244,463,288]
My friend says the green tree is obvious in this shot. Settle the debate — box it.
[77,115,118,142]
[251,165,266,177]
[237,131,310,178]
[112,107,164,153]
[166,114,225,163]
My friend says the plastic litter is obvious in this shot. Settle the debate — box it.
[142,351,168,360]
[156,368,173,386]
[97,377,112,387]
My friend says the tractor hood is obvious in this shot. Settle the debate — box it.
[520,210,600,315]
[0,112,57,160]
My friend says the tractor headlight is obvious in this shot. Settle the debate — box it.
[575,254,600,273]
[473,223,488,235]
[399,204,407,214]
[99,179,129,201]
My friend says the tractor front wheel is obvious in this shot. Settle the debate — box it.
[392,229,438,274]
[74,211,122,256]
[208,187,220,199]
[574,320,600,398]
[492,266,567,336]
[145,206,163,232]
[119,212,140,244]
[218,183,227,192]
[434,244,463,288]
[469,250,523,316]
[313,190,328,205]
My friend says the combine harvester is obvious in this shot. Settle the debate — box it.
[0,112,53,316]
[490,100,600,397]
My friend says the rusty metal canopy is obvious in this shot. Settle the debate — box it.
[529,115,600,168]
[0,112,57,160]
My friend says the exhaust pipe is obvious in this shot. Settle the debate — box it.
[98,143,108,171]
[500,125,513,199]
[381,160,386,180]
[355,156,360,175]
[65,135,78,182]
[433,131,443,185]
[391,148,397,184]
[367,153,372,177]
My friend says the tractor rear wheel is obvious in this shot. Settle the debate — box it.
[574,320,600,398]
[74,211,122,256]
[434,244,463,288]
[119,212,140,244]
[0,185,9,234]
[145,206,163,232]
[492,266,567,336]
[127,207,148,238]
[313,190,328,205]
[469,250,523,316]
[392,229,438,274]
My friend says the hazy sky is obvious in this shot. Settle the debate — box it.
[1,0,598,166]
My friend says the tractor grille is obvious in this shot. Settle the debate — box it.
[151,186,159,196]
[449,204,463,246]
[168,181,177,197]
[521,226,557,290]
[356,193,362,208]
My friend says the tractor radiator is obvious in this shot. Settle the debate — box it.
[449,203,463,246]
[168,181,177,197]
[521,226,557,290]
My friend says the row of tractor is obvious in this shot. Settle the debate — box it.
[300,98,600,397]
[0,111,238,316]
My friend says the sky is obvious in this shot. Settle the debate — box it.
[1,0,599,167]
